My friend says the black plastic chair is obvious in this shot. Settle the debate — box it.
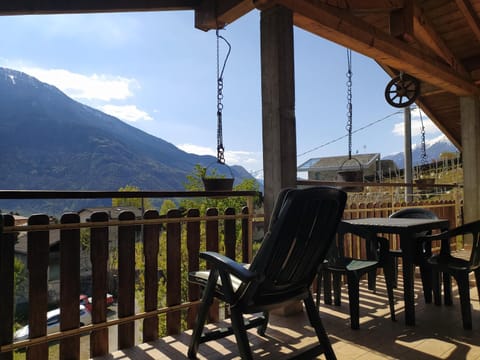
[317,227,396,329]
[187,187,347,360]
[418,220,480,329]
[387,208,440,303]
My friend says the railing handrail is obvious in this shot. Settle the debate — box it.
[297,180,462,188]
[0,190,260,199]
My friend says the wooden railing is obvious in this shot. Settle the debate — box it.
[0,190,258,360]
[0,189,460,360]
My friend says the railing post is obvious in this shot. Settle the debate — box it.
[27,214,50,360]
[224,208,236,261]
[166,209,182,335]
[0,215,15,360]
[143,210,160,342]
[205,208,219,323]
[60,213,81,360]
[118,211,136,349]
[241,207,251,264]
[90,212,109,357]
[186,209,200,329]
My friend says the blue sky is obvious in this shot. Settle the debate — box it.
[0,9,445,178]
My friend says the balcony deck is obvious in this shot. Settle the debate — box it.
[99,265,480,360]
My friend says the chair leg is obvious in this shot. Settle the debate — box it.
[474,269,480,303]
[419,262,433,304]
[333,273,342,306]
[324,271,333,305]
[454,272,472,330]
[257,311,269,337]
[392,256,399,288]
[188,271,218,359]
[432,269,442,306]
[443,273,453,306]
[304,293,337,360]
[346,272,360,330]
[382,263,396,322]
[230,307,254,360]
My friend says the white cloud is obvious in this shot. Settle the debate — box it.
[177,143,263,174]
[177,144,216,156]
[392,114,441,137]
[100,104,153,122]
[20,67,137,101]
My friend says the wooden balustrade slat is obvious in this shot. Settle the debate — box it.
[186,209,200,329]
[143,210,160,342]
[90,212,110,357]
[118,211,136,349]
[27,214,50,360]
[0,215,15,360]
[241,207,250,264]
[60,213,81,360]
[224,208,236,261]
[205,208,219,323]
[166,209,182,335]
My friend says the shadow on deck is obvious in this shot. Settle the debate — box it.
[97,271,480,360]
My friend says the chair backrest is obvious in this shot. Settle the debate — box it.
[448,220,480,268]
[242,187,347,307]
[389,207,438,220]
[390,207,439,237]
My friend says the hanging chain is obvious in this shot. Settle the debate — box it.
[346,49,353,159]
[419,108,428,166]
[216,29,231,164]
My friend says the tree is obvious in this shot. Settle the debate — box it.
[112,185,153,211]
[181,164,261,213]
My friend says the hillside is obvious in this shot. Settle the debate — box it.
[0,68,255,214]
[382,135,459,169]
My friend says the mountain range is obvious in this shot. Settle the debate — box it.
[0,67,254,215]
[382,135,459,169]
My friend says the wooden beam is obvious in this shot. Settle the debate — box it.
[455,0,480,44]
[412,2,469,78]
[318,0,405,11]
[390,0,414,40]
[260,5,297,228]
[195,0,255,31]
[277,0,478,96]
[0,0,199,15]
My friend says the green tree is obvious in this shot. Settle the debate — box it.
[112,185,153,210]
[181,164,261,213]
[14,257,27,291]
[160,199,177,215]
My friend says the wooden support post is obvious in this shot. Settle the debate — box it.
[260,5,297,228]
[460,96,480,223]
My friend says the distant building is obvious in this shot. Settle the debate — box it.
[298,153,383,181]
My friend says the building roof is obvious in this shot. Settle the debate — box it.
[15,229,60,255]
[298,153,380,172]
[78,206,143,220]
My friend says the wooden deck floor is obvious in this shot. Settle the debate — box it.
[96,270,480,359]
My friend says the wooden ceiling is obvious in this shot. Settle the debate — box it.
[2,0,480,150]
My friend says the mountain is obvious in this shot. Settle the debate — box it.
[0,67,255,214]
[382,135,459,169]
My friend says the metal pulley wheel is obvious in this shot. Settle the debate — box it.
[384,74,420,108]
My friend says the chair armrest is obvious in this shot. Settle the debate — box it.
[200,251,257,283]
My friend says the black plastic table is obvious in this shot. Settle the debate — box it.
[338,217,450,326]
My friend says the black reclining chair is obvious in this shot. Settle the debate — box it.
[187,187,347,360]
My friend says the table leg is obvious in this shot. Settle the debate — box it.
[401,234,416,326]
